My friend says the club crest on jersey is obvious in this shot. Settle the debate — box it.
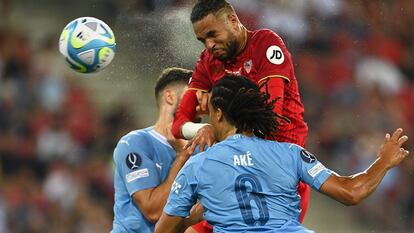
[266,45,284,65]
[300,149,316,163]
[126,153,142,170]
[244,59,252,73]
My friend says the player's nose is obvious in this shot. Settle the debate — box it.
[205,39,215,50]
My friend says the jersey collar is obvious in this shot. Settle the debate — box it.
[148,128,173,149]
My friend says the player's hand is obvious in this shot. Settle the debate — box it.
[182,203,205,232]
[188,202,204,224]
[165,124,194,161]
[185,124,216,152]
[378,128,410,169]
[196,91,210,115]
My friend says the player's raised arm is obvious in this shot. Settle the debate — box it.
[320,128,410,206]
[172,51,212,139]
[173,89,217,152]
[172,88,200,138]
[172,54,218,153]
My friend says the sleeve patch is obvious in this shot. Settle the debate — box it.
[126,153,142,170]
[308,163,326,178]
[300,149,316,164]
[266,45,285,65]
[171,180,182,194]
[126,168,149,183]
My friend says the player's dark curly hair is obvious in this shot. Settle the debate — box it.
[210,75,279,138]
[155,67,192,102]
[191,0,234,23]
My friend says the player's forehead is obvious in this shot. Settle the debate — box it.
[193,14,224,38]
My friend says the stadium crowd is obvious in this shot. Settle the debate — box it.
[0,0,413,232]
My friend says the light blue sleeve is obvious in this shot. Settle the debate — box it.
[163,157,199,217]
[114,140,160,195]
[291,145,332,190]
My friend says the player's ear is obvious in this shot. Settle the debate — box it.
[164,89,174,106]
[216,108,224,122]
[227,13,239,28]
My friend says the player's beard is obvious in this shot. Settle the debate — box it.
[216,40,238,62]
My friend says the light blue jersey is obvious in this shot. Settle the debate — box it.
[164,134,332,233]
[112,127,175,233]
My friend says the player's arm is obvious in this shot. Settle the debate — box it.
[255,31,294,116]
[132,132,196,223]
[184,202,204,227]
[155,161,199,233]
[155,213,185,233]
[320,128,409,206]
[172,53,215,141]
[173,89,215,151]
[154,207,203,233]
[132,156,189,223]
[154,208,203,233]
[173,61,217,151]
[172,89,199,139]
[258,77,285,115]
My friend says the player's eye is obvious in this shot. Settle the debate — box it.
[206,31,216,38]
[197,37,205,43]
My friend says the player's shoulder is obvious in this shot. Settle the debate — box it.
[258,139,302,158]
[181,151,208,175]
[249,29,285,49]
[189,144,227,165]
[197,49,214,64]
[251,28,283,41]
[204,140,231,155]
[117,127,152,145]
[251,28,280,37]
[113,127,153,158]
[277,142,303,153]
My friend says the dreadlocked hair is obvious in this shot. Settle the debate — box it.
[210,75,279,138]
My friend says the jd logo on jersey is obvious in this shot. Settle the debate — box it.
[126,153,142,170]
[300,149,316,163]
[266,45,284,65]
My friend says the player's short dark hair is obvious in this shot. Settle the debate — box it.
[155,67,192,101]
[210,75,279,138]
[191,0,234,23]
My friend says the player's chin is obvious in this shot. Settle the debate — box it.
[215,53,230,62]
[212,49,228,60]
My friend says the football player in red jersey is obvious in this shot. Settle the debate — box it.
[172,1,309,232]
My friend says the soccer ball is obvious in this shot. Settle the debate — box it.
[59,17,116,73]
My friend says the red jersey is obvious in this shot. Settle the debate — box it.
[173,29,308,146]
[175,29,311,232]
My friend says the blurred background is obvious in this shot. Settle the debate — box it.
[0,0,413,232]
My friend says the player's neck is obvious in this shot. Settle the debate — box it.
[218,124,238,141]
[235,26,248,56]
[154,108,174,137]
[241,131,254,137]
